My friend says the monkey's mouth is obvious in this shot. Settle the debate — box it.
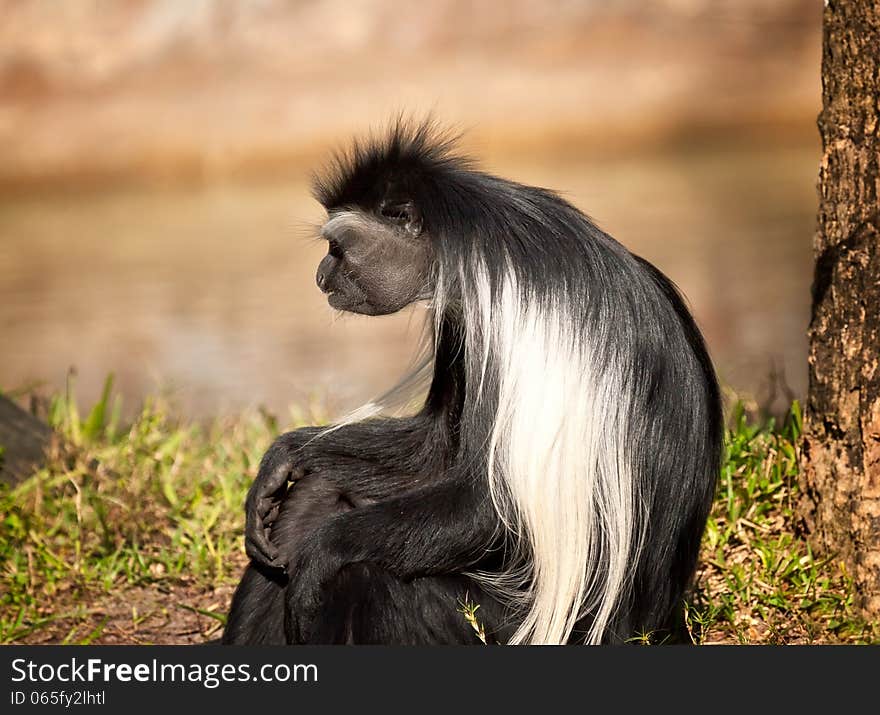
[320,270,383,314]
[326,285,369,313]
[328,290,391,317]
[326,290,343,307]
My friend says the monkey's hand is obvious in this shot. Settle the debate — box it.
[245,417,432,569]
[244,429,320,568]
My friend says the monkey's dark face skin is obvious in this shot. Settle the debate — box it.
[316,200,432,316]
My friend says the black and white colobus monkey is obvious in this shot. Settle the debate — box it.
[222,121,723,645]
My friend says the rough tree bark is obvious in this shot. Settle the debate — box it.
[0,394,52,485]
[800,0,880,617]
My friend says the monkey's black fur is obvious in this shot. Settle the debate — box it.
[222,121,723,645]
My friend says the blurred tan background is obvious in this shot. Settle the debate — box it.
[0,0,820,418]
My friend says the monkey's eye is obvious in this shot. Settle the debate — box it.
[327,238,344,258]
[379,201,413,224]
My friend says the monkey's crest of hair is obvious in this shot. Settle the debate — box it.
[313,120,721,646]
[311,118,471,212]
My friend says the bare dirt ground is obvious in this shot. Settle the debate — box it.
[18,554,247,645]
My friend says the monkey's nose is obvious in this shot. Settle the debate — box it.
[316,253,337,293]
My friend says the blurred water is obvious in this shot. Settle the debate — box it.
[0,138,816,419]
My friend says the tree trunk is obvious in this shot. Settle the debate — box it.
[0,394,52,485]
[800,0,880,617]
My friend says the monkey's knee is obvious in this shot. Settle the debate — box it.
[282,562,411,644]
[313,564,496,645]
[223,565,288,645]
[294,562,387,644]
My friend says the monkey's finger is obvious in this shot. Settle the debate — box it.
[257,464,290,494]
[246,528,281,567]
[245,504,280,565]
[289,465,306,482]
[264,503,281,527]
[257,496,280,520]
[256,463,304,499]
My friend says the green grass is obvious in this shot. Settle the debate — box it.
[0,376,322,643]
[0,381,877,644]
[686,401,877,644]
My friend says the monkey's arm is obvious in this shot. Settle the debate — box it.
[245,415,444,566]
[285,476,497,643]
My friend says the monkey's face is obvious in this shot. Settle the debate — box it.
[316,200,432,316]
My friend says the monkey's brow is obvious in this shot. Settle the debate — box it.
[322,213,402,266]
[322,210,375,238]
